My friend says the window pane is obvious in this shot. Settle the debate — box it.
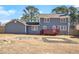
[31,26,38,31]
[59,25,67,31]
[43,26,47,29]
[60,18,66,23]
[52,25,56,29]
[44,18,50,23]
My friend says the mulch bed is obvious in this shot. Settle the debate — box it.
[71,35,79,38]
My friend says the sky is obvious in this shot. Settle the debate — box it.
[0,5,78,24]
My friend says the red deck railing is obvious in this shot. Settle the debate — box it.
[40,28,60,35]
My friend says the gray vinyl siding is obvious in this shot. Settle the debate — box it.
[5,21,26,34]
[5,15,70,35]
[39,18,69,35]
[27,26,41,34]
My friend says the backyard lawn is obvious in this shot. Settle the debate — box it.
[0,34,79,54]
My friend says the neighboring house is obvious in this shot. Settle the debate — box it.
[5,14,70,35]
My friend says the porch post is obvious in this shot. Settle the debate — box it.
[68,16,70,35]
[25,24,26,34]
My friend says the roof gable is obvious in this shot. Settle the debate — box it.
[5,20,26,26]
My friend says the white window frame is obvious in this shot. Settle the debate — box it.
[43,25,47,29]
[44,18,50,23]
[52,25,56,29]
[60,18,66,23]
[59,25,67,31]
[57,25,60,29]
[31,26,38,31]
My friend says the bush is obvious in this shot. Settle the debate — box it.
[40,29,60,35]
[72,29,79,36]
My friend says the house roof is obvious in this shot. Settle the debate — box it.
[5,14,70,26]
[38,14,69,18]
[17,20,26,25]
[5,20,26,26]
[5,19,40,26]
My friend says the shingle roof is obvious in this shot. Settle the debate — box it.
[17,20,26,25]
[38,14,69,18]
[5,20,26,26]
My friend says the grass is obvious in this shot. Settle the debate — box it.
[0,34,79,54]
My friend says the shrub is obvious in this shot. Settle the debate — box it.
[72,29,79,36]
[40,29,60,35]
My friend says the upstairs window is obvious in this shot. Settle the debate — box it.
[44,18,50,23]
[40,18,44,22]
[60,18,67,23]
[66,18,68,22]
[40,18,44,21]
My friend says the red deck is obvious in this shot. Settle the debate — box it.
[40,29,60,35]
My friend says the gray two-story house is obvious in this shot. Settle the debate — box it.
[5,14,70,35]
